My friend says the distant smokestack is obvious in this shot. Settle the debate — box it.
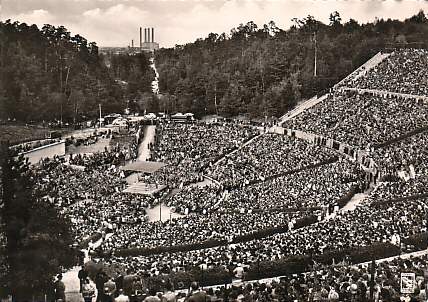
[144,28,147,43]
[139,27,142,49]
[152,28,154,43]
[131,39,134,48]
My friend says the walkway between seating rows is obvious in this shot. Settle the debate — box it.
[137,125,156,161]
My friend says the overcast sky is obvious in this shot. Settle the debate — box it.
[1,0,428,47]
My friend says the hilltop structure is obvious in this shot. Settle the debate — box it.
[99,27,159,55]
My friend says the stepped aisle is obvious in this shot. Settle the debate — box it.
[63,267,83,302]
[137,125,156,161]
[334,51,391,87]
[278,94,328,125]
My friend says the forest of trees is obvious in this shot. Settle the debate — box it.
[0,20,154,124]
[155,10,428,118]
[0,145,76,299]
[1,11,427,123]
[108,52,157,114]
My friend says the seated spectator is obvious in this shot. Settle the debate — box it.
[187,282,211,302]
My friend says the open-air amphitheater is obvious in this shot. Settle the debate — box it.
[2,48,428,301]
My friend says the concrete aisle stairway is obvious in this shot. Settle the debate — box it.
[137,125,156,161]
[324,184,375,220]
[278,94,329,126]
[340,192,368,212]
[63,267,83,302]
[334,51,391,87]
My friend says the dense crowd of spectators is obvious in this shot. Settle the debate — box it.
[167,160,364,214]
[83,254,428,302]
[222,160,364,212]
[283,90,428,148]
[369,175,428,201]
[146,122,259,187]
[33,158,131,242]
[34,162,127,208]
[68,134,138,169]
[371,131,428,176]
[345,49,428,97]
[63,192,156,244]
[68,146,134,169]
[30,130,337,253]
[21,115,425,302]
[37,165,317,251]
[106,185,426,278]
[26,118,426,289]
[103,210,308,250]
[202,255,428,302]
[206,133,337,188]
[166,185,222,214]
[2,49,428,301]
[65,130,111,148]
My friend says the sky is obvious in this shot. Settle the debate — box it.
[1,0,428,48]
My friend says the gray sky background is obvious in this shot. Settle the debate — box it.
[1,0,428,47]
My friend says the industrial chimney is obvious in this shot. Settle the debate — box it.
[131,39,134,49]
[151,28,154,43]
[139,27,142,50]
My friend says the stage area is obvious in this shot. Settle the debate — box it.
[123,182,167,195]
[121,160,166,173]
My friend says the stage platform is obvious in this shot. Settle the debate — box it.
[121,160,166,174]
[123,182,168,195]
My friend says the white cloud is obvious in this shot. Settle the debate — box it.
[2,0,428,47]
[6,8,55,25]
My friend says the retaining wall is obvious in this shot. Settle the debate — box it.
[19,141,66,164]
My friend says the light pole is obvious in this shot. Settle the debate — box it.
[159,196,162,222]
[99,103,102,128]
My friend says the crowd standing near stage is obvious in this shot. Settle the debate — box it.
[68,134,139,169]
[68,146,134,169]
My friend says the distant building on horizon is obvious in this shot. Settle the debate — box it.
[99,27,159,56]
[139,27,159,52]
